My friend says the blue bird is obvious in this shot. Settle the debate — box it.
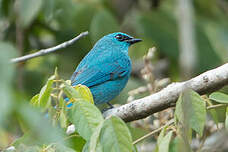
[69,32,141,107]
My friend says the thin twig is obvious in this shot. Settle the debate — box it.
[133,119,174,145]
[10,31,89,63]
[207,104,227,110]
[63,134,80,141]
[202,95,228,110]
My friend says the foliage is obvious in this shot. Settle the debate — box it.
[0,68,134,151]
[1,60,228,151]
[1,0,228,151]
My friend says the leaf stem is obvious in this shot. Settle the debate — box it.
[133,119,174,145]
[63,134,80,141]
[207,104,227,110]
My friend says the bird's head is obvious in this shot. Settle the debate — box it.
[95,32,142,50]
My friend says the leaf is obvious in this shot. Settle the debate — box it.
[68,134,86,152]
[225,107,228,129]
[62,83,94,104]
[169,136,191,152]
[135,11,178,60]
[17,104,64,145]
[18,0,43,27]
[154,127,168,152]
[158,131,173,152]
[59,109,67,128]
[30,94,40,107]
[42,143,75,152]
[54,67,59,79]
[70,101,104,141]
[87,122,104,152]
[133,145,138,152]
[73,3,96,32]
[175,90,206,136]
[62,82,80,99]
[0,0,14,17]
[0,42,17,125]
[214,106,226,122]
[73,85,94,104]
[12,132,32,147]
[209,92,228,103]
[128,124,148,141]
[42,0,55,23]
[98,116,133,152]
[157,127,166,145]
[34,75,55,108]
[204,22,228,62]
[15,144,41,152]
[90,9,120,43]
[82,141,89,152]
[207,99,219,125]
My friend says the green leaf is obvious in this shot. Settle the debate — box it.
[82,141,89,152]
[59,109,67,128]
[207,99,219,125]
[54,67,59,79]
[15,144,41,152]
[17,104,64,145]
[62,83,94,104]
[90,9,120,43]
[213,106,226,122]
[154,127,168,152]
[175,90,206,136]
[42,0,55,23]
[98,116,133,152]
[87,122,104,152]
[209,92,228,103]
[30,94,39,107]
[74,85,94,104]
[18,0,43,27]
[204,22,228,62]
[70,101,104,141]
[73,4,96,32]
[0,42,17,125]
[59,96,66,108]
[62,82,80,100]
[12,132,32,147]
[135,11,178,60]
[158,131,173,152]
[42,143,75,152]
[225,107,228,129]
[68,134,86,152]
[169,136,191,152]
[157,127,166,145]
[35,75,54,108]
[133,145,138,152]
[0,0,14,17]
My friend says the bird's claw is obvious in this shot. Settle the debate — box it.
[102,102,114,113]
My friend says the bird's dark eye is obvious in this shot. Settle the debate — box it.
[115,34,124,41]
[115,34,132,42]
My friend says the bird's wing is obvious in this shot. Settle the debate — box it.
[71,58,130,87]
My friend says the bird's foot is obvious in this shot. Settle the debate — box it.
[102,102,114,113]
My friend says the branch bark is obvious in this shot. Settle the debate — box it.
[103,63,228,122]
[10,31,88,63]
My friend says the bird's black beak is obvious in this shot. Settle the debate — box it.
[126,38,142,45]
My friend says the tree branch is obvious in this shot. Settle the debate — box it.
[103,63,228,122]
[10,31,89,63]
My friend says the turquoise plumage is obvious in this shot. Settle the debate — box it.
[69,32,141,106]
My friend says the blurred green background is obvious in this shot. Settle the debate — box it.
[1,0,228,151]
[0,0,228,113]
